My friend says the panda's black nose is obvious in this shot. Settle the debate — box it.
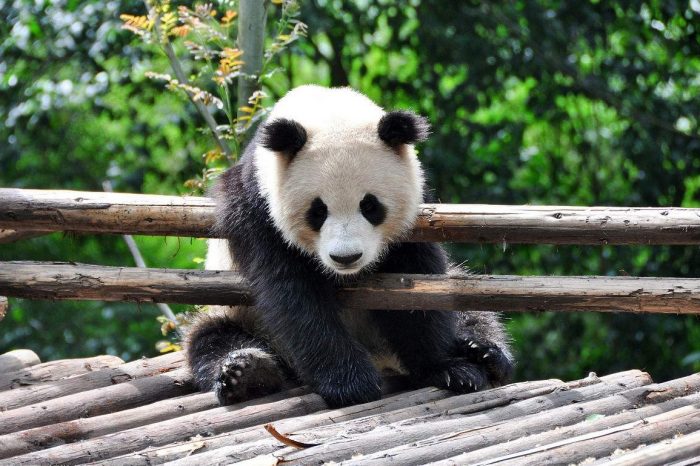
[330,252,362,266]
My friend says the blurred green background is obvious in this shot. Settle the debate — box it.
[1,0,699,382]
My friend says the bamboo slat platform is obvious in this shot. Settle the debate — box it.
[0,350,699,465]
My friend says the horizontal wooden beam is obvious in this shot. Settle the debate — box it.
[1,188,699,244]
[1,261,699,314]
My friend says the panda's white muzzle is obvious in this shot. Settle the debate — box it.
[319,215,381,275]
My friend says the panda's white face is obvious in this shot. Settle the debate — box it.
[254,86,427,276]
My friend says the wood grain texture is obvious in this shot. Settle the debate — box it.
[0,351,184,411]
[270,371,651,465]
[1,261,699,314]
[0,368,192,437]
[2,188,699,244]
[163,380,564,466]
[592,427,700,466]
[0,355,124,392]
[0,350,40,373]
[436,390,700,465]
[343,373,700,465]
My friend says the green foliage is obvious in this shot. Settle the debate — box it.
[120,0,306,192]
[2,1,699,381]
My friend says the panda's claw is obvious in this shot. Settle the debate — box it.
[453,336,514,387]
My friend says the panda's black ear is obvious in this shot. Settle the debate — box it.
[261,118,307,159]
[378,110,431,148]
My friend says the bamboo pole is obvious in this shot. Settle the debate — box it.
[0,350,40,373]
[0,355,123,392]
[435,390,700,465]
[0,368,192,436]
[2,261,700,314]
[267,371,651,465]
[0,351,184,411]
[339,373,700,465]
[2,188,699,244]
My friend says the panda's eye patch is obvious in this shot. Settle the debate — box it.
[306,197,328,231]
[359,193,386,226]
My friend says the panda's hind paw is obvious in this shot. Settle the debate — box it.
[454,337,514,387]
[213,348,285,405]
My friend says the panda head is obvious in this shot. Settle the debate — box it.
[255,86,429,275]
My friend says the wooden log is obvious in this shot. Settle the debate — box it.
[267,371,651,465]
[437,390,700,465]
[0,388,307,459]
[477,401,700,465]
[0,355,124,392]
[2,261,700,314]
[0,296,6,321]
[0,351,184,411]
[2,188,700,245]
[4,390,327,465]
[159,379,566,466]
[0,368,192,436]
[342,373,700,465]
[0,350,40,373]
[0,189,215,238]
[96,385,459,466]
[593,428,700,466]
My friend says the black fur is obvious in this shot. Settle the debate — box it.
[378,110,431,147]
[359,193,386,226]
[186,313,291,404]
[305,197,328,231]
[260,118,307,158]
[187,125,514,408]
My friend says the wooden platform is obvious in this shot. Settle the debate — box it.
[0,350,699,465]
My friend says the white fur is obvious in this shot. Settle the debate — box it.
[205,238,235,271]
[254,85,425,275]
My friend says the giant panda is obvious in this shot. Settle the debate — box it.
[186,85,514,408]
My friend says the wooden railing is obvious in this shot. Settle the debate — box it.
[1,188,699,314]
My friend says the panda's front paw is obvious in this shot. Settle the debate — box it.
[454,337,514,387]
[214,348,286,405]
[314,362,382,408]
[425,358,489,393]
